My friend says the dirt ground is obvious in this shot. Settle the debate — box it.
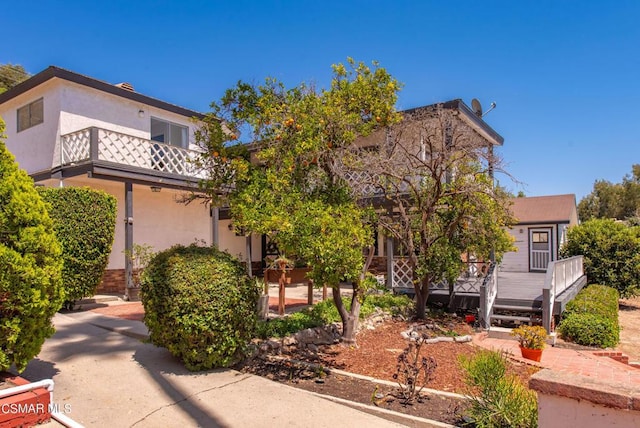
[617,296,640,362]
[240,316,537,425]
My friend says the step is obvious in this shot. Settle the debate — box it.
[76,294,123,305]
[491,314,532,323]
[492,304,542,312]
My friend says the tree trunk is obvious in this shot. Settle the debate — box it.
[332,286,360,344]
[414,277,431,319]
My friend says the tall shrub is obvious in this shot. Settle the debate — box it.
[561,218,640,297]
[459,350,538,428]
[38,187,117,303]
[0,120,63,372]
[141,244,260,371]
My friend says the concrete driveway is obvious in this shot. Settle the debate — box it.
[18,311,404,428]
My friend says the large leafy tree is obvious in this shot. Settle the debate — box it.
[561,218,640,297]
[0,63,30,94]
[341,105,515,317]
[194,59,400,343]
[578,164,640,222]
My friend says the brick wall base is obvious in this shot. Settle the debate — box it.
[98,269,126,295]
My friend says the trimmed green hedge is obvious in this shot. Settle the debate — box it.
[558,284,620,348]
[0,121,64,372]
[38,187,116,303]
[141,244,260,371]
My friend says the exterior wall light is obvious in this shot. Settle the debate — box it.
[150,186,161,193]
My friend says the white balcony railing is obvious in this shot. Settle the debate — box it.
[542,255,584,333]
[60,127,206,179]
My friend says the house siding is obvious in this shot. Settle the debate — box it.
[0,79,61,174]
[501,226,529,272]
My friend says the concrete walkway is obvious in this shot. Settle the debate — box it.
[19,311,406,428]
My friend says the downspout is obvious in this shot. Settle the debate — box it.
[0,379,83,428]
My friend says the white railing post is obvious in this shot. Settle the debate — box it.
[479,263,497,330]
[542,255,585,333]
[542,260,557,333]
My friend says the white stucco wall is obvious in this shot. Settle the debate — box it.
[0,77,202,176]
[218,219,263,262]
[57,81,201,150]
[0,79,61,174]
[537,393,640,428]
[48,177,212,270]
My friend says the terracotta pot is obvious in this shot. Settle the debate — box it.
[520,346,543,362]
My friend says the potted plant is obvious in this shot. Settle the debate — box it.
[511,325,547,362]
[124,243,154,301]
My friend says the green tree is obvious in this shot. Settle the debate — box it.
[578,164,640,222]
[0,63,30,94]
[561,219,640,297]
[344,105,515,317]
[194,58,400,343]
[38,187,117,305]
[0,119,63,372]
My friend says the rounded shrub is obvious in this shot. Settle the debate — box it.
[565,284,619,321]
[558,312,619,348]
[141,244,260,371]
[38,187,117,304]
[0,120,63,372]
[561,219,640,297]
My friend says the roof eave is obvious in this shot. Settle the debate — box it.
[0,66,205,120]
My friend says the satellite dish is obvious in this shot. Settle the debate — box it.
[471,98,482,117]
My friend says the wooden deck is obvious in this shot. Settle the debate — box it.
[427,269,586,315]
[496,271,545,301]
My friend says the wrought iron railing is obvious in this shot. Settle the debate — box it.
[60,127,205,179]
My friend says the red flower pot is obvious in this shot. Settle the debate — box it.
[520,346,543,362]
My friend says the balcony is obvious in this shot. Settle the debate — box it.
[59,127,206,185]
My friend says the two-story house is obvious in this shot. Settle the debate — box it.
[0,66,259,297]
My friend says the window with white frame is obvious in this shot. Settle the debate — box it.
[150,117,188,148]
[17,98,43,132]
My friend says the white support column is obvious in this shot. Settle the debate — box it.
[211,206,219,247]
[124,182,134,296]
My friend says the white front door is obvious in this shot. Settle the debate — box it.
[529,228,552,271]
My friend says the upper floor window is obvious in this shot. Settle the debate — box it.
[150,117,187,148]
[17,98,43,132]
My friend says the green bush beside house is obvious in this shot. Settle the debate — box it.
[38,187,117,305]
[0,119,64,372]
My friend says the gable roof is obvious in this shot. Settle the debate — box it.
[510,194,577,224]
[402,99,504,146]
[0,66,205,120]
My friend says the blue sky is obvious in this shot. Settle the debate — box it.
[4,1,639,201]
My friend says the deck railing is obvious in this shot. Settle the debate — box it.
[542,255,584,333]
[60,127,206,179]
[478,263,498,329]
[391,258,488,294]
